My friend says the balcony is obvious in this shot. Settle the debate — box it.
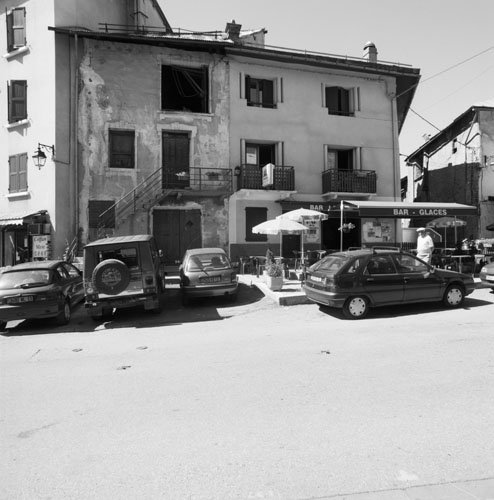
[235,164,295,191]
[162,167,233,193]
[322,169,376,196]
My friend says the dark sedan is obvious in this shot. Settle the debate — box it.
[0,260,84,330]
[303,248,476,319]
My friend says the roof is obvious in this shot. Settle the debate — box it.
[84,234,153,248]
[2,260,65,271]
[0,210,47,226]
[49,26,420,132]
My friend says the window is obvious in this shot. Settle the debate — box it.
[325,86,358,116]
[161,65,209,113]
[245,143,276,166]
[88,200,115,228]
[8,80,27,123]
[8,153,28,193]
[326,148,354,170]
[245,207,267,242]
[246,76,275,108]
[6,7,26,52]
[109,130,135,168]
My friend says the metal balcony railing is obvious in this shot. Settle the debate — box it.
[322,169,377,194]
[162,167,233,192]
[235,164,295,191]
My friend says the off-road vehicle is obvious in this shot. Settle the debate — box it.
[83,234,165,320]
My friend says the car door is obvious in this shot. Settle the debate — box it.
[392,253,443,302]
[61,263,84,304]
[361,255,404,305]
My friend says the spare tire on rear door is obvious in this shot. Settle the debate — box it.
[92,259,130,295]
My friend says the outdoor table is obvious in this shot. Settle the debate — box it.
[448,254,472,273]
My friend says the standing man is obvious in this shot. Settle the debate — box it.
[416,227,434,264]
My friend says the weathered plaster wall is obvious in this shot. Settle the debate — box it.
[77,39,230,244]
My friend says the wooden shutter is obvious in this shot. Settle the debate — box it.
[262,79,274,108]
[9,155,19,193]
[18,153,28,191]
[6,8,26,51]
[8,80,27,123]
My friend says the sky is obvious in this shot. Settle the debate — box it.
[159,0,494,165]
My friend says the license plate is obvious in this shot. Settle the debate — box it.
[200,275,222,284]
[7,295,34,304]
[487,274,494,281]
[310,276,322,282]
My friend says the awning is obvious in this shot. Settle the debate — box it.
[338,201,478,218]
[0,210,47,227]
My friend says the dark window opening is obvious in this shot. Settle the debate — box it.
[326,86,351,116]
[327,149,353,170]
[9,153,28,193]
[162,65,209,113]
[245,143,276,167]
[89,200,115,229]
[245,207,268,242]
[8,80,27,123]
[246,76,275,108]
[109,130,135,169]
[6,7,26,52]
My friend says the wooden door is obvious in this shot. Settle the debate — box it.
[162,132,190,189]
[153,209,202,264]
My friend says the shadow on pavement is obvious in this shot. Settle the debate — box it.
[0,284,266,336]
[316,294,493,321]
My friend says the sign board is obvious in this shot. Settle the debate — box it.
[262,163,275,187]
[32,235,51,259]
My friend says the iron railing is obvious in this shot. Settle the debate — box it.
[322,169,376,194]
[235,164,295,191]
[97,167,233,236]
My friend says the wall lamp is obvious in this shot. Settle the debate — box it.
[32,143,55,169]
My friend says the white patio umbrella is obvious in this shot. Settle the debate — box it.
[252,218,308,257]
[277,208,328,258]
[426,216,466,248]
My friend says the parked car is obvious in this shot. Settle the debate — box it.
[479,257,494,290]
[83,234,165,320]
[0,260,84,330]
[302,248,476,319]
[179,248,238,305]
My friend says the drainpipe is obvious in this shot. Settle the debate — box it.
[74,33,79,246]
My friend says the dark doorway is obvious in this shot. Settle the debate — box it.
[153,209,202,264]
[322,217,360,251]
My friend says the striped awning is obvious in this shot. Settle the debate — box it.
[0,211,46,226]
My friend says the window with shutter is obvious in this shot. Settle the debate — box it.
[109,130,135,168]
[246,76,276,108]
[325,86,353,116]
[6,7,26,52]
[8,153,28,193]
[8,80,27,123]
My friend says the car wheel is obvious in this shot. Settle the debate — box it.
[92,259,130,295]
[55,299,71,325]
[0,321,7,331]
[342,296,369,319]
[443,284,465,308]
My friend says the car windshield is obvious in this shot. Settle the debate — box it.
[310,255,348,274]
[0,269,52,289]
[187,253,230,271]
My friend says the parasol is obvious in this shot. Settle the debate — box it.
[426,216,466,248]
[277,208,328,258]
[252,218,308,257]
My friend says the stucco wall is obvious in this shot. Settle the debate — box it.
[77,39,230,244]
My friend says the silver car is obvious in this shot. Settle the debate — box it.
[179,248,238,305]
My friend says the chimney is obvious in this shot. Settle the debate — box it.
[363,41,378,63]
[225,20,242,42]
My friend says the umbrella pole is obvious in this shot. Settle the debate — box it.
[444,227,446,249]
[454,216,458,246]
[340,200,343,251]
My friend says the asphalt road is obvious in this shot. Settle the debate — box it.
[1,285,494,500]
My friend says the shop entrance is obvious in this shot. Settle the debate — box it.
[322,217,361,251]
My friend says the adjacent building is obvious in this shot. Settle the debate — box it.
[405,101,494,244]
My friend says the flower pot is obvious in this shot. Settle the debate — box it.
[265,275,283,291]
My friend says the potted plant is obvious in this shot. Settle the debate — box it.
[265,261,284,291]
